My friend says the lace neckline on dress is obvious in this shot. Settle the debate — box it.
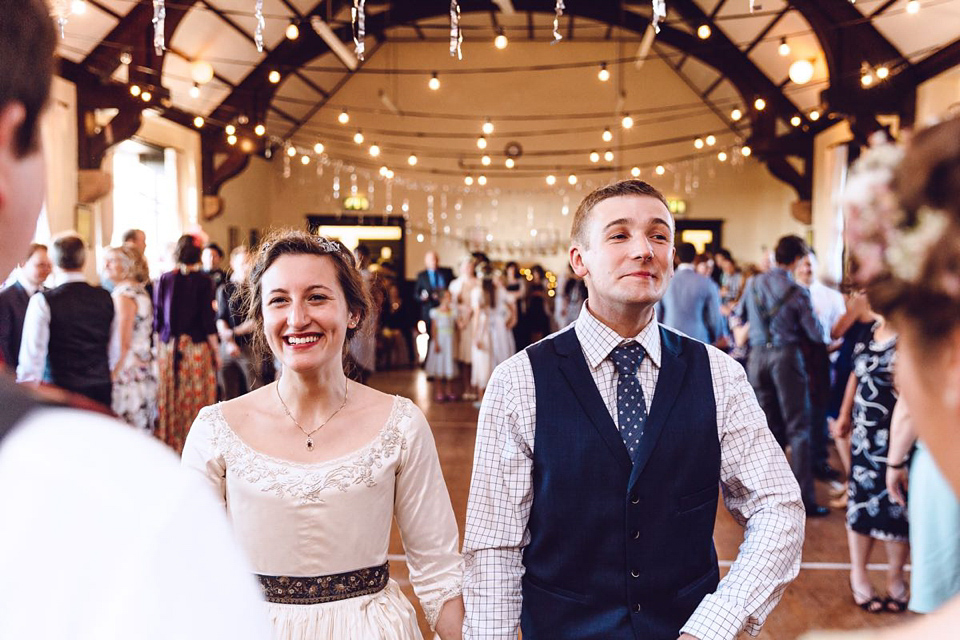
[212,395,404,470]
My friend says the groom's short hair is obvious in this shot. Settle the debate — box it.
[571,180,671,247]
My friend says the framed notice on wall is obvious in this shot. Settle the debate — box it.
[75,204,94,247]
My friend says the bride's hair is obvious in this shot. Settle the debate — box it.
[867,115,960,354]
[238,229,371,359]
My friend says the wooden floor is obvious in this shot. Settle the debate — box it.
[373,368,914,639]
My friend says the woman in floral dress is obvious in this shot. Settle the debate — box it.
[104,245,156,431]
[834,311,909,613]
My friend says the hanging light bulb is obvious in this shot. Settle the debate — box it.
[428,72,440,91]
[193,116,204,128]
[353,130,364,144]
[604,150,614,162]
[731,108,743,121]
[417,234,425,243]
[227,134,237,146]
[809,109,821,121]
[754,97,766,110]
[705,134,716,146]
[778,37,790,57]
[906,0,919,14]
[369,143,381,157]
[481,155,491,166]
[546,174,557,186]
[790,115,802,127]
[140,90,152,102]
[477,136,488,149]
[505,158,515,169]
[630,166,641,177]
[119,51,133,66]
[788,59,815,85]
[189,83,200,99]
[314,142,325,154]
[407,154,418,166]
[286,145,297,157]
[482,119,494,135]
[741,145,752,157]
[598,63,610,82]
[301,155,310,165]
[268,70,281,84]
[697,24,711,39]
[464,175,474,186]
[286,22,299,40]
[71,0,87,15]
[338,109,350,124]
[129,84,141,97]
[861,71,874,87]
[694,138,704,149]
[602,128,613,142]
[225,124,236,135]
[717,150,728,162]
[191,60,214,85]
[876,66,889,79]
[568,174,578,185]
[379,165,389,176]
[589,150,600,163]
[621,114,634,129]
[254,124,266,136]
[655,165,665,175]
[494,29,508,50]
[477,175,488,186]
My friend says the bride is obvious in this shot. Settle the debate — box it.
[182,230,464,639]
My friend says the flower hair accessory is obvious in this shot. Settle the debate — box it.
[843,133,949,284]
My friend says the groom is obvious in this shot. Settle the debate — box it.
[462,180,805,639]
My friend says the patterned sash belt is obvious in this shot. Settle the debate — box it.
[256,562,389,605]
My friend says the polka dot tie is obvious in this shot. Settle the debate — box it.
[610,342,648,458]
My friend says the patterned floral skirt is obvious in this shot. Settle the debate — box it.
[157,335,217,454]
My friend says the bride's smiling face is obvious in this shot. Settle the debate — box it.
[261,253,354,372]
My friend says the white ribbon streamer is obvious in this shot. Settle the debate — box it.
[449,1,462,59]
[152,0,166,54]
[255,0,265,52]
[552,0,565,44]
[652,0,666,33]
[352,0,366,61]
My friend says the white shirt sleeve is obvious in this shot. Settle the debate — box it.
[0,408,270,640]
[16,293,50,383]
[680,349,805,639]
[462,353,536,640]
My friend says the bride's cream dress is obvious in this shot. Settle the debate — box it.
[182,395,462,639]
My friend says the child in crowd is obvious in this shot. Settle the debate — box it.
[470,278,495,408]
[426,290,457,402]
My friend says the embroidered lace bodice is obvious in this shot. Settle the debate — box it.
[182,395,462,627]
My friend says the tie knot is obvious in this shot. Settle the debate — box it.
[610,342,646,376]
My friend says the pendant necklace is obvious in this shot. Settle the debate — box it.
[276,375,349,451]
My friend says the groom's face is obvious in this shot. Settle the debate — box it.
[570,195,675,312]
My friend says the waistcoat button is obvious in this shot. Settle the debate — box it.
[631,569,640,578]
[630,494,640,504]
[633,603,642,613]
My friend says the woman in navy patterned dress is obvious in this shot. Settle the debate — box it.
[834,315,909,613]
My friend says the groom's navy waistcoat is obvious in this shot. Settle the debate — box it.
[522,326,721,639]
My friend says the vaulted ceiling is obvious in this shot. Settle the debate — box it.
[57,0,960,198]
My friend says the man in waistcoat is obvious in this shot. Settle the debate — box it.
[17,232,117,407]
[463,180,805,640]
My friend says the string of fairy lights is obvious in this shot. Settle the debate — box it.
[55,0,934,203]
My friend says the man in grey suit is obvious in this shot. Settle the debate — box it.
[659,242,725,345]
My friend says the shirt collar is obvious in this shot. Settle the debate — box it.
[54,271,88,286]
[16,272,39,296]
[575,301,662,371]
[676,263,695,271]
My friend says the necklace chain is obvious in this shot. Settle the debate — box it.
[276,376,349,451]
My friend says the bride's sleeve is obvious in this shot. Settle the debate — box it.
[181,406,228,509]
[394,400,463,630]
